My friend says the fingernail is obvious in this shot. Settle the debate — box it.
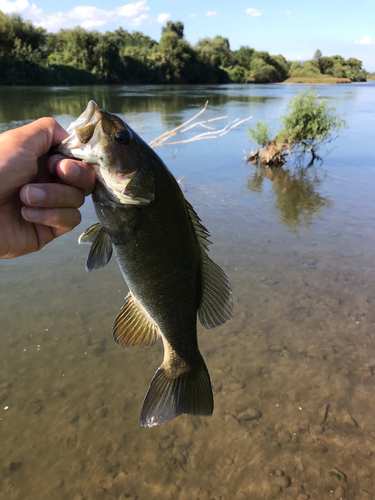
[22,207,40,221]
[26,186,45,205]
[62,161,80,180]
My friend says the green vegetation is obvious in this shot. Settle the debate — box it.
[279,90,346,159]
[247,90,346,166]
[287,51,367,82]
[247,121,272,148]
[0,12,371,85]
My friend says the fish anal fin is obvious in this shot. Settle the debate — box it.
[140,352,213,428]
[113,292,160,348]
[198,254,233,328]
[85,226,113,273]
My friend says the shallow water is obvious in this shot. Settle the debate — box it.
[1,83,375,500]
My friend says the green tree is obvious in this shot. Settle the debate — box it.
[249,57,279,82]
[313,49,322,61]
[233,46,255,70]
[279,89,346,161]
[0,12,49,83]
[161,21,184,40]
[195,36,232,67]
[290,60,323,78]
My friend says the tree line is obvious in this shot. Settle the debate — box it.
[0,12,369,85]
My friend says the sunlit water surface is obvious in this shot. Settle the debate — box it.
[1,84,375,500]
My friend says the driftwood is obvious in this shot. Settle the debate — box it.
[246,139,293,168]
[149,101,252,148]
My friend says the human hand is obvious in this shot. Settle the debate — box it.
[0,118,96,258]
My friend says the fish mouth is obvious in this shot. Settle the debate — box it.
[61,100,101,153]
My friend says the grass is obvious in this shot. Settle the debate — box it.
[282,77,351,84]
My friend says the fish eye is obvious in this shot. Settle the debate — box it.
[114,130,131,145]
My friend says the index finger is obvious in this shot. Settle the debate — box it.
[2,118,68,159]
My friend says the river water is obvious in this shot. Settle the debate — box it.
[1,83,375,500]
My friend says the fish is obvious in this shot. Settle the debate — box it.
[56,100,233,428]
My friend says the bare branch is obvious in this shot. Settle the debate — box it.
[149,100,209,148]
[149,101,251,149]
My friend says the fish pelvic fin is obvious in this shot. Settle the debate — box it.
[140,352,213,428]
[185,200,233,328]
[113,292,160,348]
[79,223,113,273]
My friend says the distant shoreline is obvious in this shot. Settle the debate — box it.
[281,77,351,84]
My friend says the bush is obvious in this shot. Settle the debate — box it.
[247,89,346,167]
[280,89,346,158]
[247,121,272,147]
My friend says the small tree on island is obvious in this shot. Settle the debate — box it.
[247,89,346,167]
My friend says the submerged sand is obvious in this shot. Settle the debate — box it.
[1,178,375,500]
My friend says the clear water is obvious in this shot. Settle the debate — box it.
[1,83,375,500]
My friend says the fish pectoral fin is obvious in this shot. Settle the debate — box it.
[140,353,213,428]
[84,226,113,273]
[198,254,233,328]
[78,222,102,244]
[113,292,160,348]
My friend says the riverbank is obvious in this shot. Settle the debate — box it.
[282,77,351,84]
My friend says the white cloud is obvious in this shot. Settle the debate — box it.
[189,13,198,18]
[246,8,261,17]
[286,11,291,15]
[0,0,29,13]
[1,0,152,31]
[130,13,149,26]
[38,12,66,30]
[157,13,170,24]
[116,0,149,18]
[68,6,116,28]
[0,0,42,17]
[206,11,219,17]
[355,35,373,45]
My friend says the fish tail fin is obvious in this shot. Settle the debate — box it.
[140,353,213,428]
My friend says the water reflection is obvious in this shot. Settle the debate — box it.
[247,165,332,230]
[0,85,274,130]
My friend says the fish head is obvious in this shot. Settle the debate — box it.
[56,100,154,205]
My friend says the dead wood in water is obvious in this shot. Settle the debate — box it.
[246,139,293,168]
[149,101,252,148]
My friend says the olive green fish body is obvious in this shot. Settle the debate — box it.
[56,100,232,428]
[94,160,201,363]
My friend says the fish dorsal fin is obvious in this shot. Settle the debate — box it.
[79,223,113,273]
[185,200,233,329]
[185,200,211,250]
[198,254,233,328]
[113,292,160,348]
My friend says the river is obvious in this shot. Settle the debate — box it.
[1,83,375,500]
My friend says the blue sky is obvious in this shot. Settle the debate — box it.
[1,0,374,71]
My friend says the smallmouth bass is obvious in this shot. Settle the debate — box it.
[56,101,233,427]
